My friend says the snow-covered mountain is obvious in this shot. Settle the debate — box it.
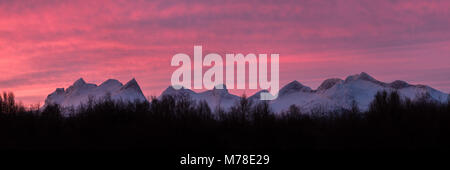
[45,73,448,113]
[160,85,240,110]
[44,78,146,108]
[162,72,449,113]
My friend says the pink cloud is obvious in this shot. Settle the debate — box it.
[0,0,449,105]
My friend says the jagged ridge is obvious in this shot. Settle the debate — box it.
[45,78,146,108]
[162,72,449,113]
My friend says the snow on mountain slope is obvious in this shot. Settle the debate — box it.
[319,73,389,112]
[162,72,448,113]
[196,85,241,110]
[44,78,146,108]
[45,73,448,114]
[160,85,240,110]
[256,80,333,113]
[252,72,449,113]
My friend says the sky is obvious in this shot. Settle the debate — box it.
[0,0,449,106]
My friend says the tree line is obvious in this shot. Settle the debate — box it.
[0,90,449,150]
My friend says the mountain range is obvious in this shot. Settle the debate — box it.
[44,78,146,108]
[45,72,449,113]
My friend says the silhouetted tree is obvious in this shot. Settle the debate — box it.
[0,94,3,114]
[0,92,22,114]
[197,100,212,120]
[447,94,450,105]
[0,90,449,151]
[369,90,389,114]
[230,94,252,123]
[251,101,274,125]
[416,91,432,104]
[286,104,302,120]
[41,103,62,119]
[350,100,360,114]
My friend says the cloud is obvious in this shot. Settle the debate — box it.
[1,0,450,105]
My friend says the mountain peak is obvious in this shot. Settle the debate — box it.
[161,85,196,98]
[73,78,86,87]
[279,80,312,96]
[318,78,343,91]
[390,80,411,89]
[287,80,301,86]
[359,72,377,81]
[45,78,146,109]
[55,88,65,93]
[66,78,97,93]
[121,78,140,90]
[345,72,381,84]
[209,84,229,96]
[213,84,228,92]
[100,79,123,87]
[165,85,195,91]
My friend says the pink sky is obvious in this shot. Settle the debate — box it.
[0,0,449,106]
